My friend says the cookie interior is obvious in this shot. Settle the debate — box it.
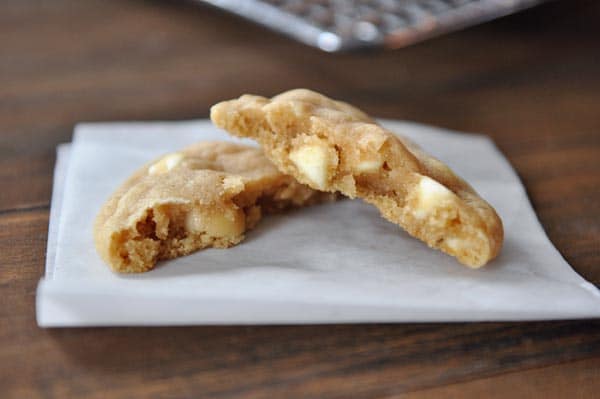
[95,142,333,273]
[211,89,503,267]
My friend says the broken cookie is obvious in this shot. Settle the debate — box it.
[94,141,334,273]
[211,89,503,267]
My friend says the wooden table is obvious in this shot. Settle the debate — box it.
[2,0,599,397]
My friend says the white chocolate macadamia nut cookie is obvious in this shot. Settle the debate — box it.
[211,89,503,267]
[94,141,334,273]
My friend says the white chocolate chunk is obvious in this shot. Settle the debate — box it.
[185,208,245,237]
[355,159,383,173]
[357,131,387,151]
[418,176,453,208]
[455,231,486,248]
[289,144,333,189]
[148,153,184,175]
[413,176,455,218]
[222,175,245,193]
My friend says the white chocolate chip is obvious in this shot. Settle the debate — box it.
[355,159,383,173]
[184,210,205,234]
[289,144,334,189]
[445,231,487,251]
[445,237,464,251]
[184,208,244,237]
[148,153,184,175]
[413,176,454,218]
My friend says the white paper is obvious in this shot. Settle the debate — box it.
[36,120,600,326]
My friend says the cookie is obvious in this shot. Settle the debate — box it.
[94,141,334,273]
[211,89,503,267]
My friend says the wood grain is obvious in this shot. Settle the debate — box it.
[1,0,599,397]
[403,357,600,399]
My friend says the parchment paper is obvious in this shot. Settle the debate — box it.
[36,120,600,326]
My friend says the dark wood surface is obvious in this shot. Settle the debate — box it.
[1,0,599,397]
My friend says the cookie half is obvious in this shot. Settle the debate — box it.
[211,89,503,267]
[94,141,334,273]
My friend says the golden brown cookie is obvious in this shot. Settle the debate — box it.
[211,89,503,267]
[94,141,334,273]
